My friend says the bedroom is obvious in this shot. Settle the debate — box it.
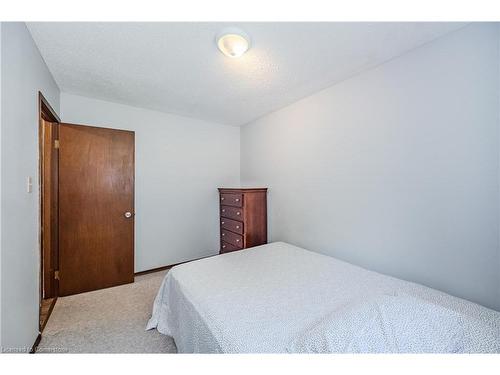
[1,0,500,373]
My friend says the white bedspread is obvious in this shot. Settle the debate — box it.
[287,293,500,353]
[146,242,500,353]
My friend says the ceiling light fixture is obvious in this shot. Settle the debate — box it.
[216,28,251,58]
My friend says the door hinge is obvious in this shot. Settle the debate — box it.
[54,140,60,149]
[54,270,60,280]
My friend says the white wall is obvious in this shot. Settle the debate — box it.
[60,93,240,272]
[241,23,500,311]
[1,23,60,351]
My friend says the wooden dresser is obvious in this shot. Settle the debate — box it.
[218,188,268,254]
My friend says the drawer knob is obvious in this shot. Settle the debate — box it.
[222,209,225,212]
[223,245,226,248]
[221,221,225,225]
[235,198,240,202]
[236,212,240,215]
[222,233,225,236]
[221,197,225,200]
[236,225,240,229]
[236,239,240,242]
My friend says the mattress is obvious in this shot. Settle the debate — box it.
[146,242,500,353]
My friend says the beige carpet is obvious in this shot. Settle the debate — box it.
[37,270,177,353]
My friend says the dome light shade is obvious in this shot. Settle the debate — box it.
[216,28,251,58]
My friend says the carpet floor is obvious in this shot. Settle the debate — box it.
[37,270,177,353]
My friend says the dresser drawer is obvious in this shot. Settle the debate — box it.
[221,229,243,248]
[220,205,243,221]
[220,193,243,207]
[220,241,241,254]
[220,217,243,235]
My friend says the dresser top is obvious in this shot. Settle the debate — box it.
[218,187,268,193]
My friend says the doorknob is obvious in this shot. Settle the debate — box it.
[124,211,133,218]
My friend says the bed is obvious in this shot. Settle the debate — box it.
[146,242,500,353]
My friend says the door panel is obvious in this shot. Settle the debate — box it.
[59,124,135,296]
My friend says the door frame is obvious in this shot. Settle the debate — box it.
[38,92,61,332]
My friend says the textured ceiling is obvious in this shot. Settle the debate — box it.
[28,22,467,126]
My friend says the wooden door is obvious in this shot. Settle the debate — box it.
[41,119,59,298]
[59,124,135,296]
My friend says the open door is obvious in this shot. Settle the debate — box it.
[58,123,135,296]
